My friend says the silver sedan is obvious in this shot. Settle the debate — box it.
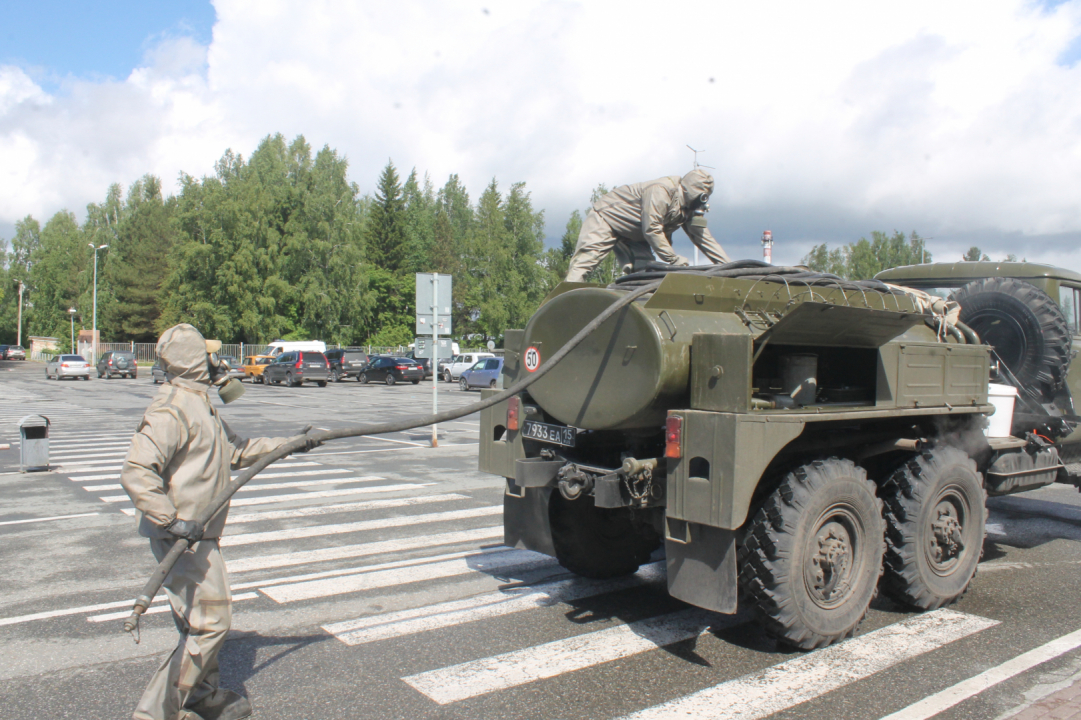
[46,354,91,381]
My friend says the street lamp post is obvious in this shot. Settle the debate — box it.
[68,308,77,353]
[87,243,107,363]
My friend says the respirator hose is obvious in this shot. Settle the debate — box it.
[123,279,663,636]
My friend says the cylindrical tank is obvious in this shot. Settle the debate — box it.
[522,287,745,430]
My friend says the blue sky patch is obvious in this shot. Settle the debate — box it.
[1,1,216,86]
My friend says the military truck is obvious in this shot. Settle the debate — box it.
[478,261,1077,649]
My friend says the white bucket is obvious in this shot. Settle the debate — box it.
[985,383,1018,437]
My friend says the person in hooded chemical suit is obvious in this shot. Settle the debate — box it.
[121,324,320,720]
[565,168,730,282]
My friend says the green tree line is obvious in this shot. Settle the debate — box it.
[0,133,594,350]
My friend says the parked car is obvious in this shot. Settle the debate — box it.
[442,352,496,382]
[4,345,26,360]
[218,355,246,380]
[459,356,504,391]
[358,356,424,385]
[405,351,434,378]
[325,348,369,382]
[263,351,329,387]
[97,350,138,379]
[0,345,7,358]
[45,354,91,380]
[151,359,168,384]
[242,355,275,383]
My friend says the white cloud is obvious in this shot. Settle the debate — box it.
[2,0,1081,269]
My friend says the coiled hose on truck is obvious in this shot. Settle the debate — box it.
[123,278,664,637]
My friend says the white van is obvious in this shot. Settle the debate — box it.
[266,340,327,357]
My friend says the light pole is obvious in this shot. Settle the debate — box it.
[68,307,77,353]
[87,243,107,363]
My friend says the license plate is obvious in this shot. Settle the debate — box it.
[350,362,362,366]
[521,421,576,447]
[309,363,322,368]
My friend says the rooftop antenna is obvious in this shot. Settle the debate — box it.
[686,145,715,170]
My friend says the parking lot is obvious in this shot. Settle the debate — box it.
[2,357,1081,720]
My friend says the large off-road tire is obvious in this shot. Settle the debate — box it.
[952,278,1071,398]
[739,458,885,650]
[879,447,986,610]
[548,493,660,579]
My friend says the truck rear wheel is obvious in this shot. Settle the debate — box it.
[879,447,985,610]
[739,458,885,650]
[548,493,659,579]
[952,277,1071,399]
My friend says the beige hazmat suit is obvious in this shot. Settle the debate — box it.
[565,169,730,282]
[121,324,295,720]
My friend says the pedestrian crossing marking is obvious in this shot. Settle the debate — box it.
[227,526,501,574]
[221,505,501,547]
[261,549,556,604]
[618,609,998,720]
[403,607,733,704]
[325,562,666,647]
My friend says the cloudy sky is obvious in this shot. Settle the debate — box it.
[2,0,1081,268]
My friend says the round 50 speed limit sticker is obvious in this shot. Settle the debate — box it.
[524,346,541,372]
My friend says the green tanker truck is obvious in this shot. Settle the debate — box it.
[478,260,1078,649]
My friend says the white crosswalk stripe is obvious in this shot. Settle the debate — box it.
[618,609,998,720]
[260,549,556,603]
[221,505,501,546]
[226,526,502,573]
[100,482,432,504]
[226,494,468,524]
[403,607,734,704]
[325,562,667,646]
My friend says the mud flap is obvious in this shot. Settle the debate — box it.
[665,521,738,613]
[503,480,556,557]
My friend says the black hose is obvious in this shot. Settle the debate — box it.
[123,278,664,635]
[611,260,909,296]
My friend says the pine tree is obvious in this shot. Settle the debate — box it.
[365,161,407,273]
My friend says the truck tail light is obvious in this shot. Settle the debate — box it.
[507,396,521,431]
[665,416,683,459]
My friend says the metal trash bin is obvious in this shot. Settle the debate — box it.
[19,415,50,472]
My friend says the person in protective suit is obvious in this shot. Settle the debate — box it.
[565,168,730,282]
[121,324,320,720]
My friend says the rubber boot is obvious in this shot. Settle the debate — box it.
[187,689,252,720]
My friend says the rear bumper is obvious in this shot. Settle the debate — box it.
[57,367,90,377]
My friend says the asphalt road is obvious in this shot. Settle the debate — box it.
[1,357,1081,720]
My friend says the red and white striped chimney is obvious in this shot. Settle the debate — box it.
[762,230,773,264]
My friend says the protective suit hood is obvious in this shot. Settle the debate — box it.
[681,169,714,209]
[158,324,213,389]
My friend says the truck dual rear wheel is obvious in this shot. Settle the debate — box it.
[740,458,885,650]
[879,447,986,610]
[548,493,659,579]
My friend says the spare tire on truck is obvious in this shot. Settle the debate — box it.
[952,277,1071,400]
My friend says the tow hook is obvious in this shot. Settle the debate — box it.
[557,464,595,500]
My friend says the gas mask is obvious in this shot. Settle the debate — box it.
[687,193,710,228]
[681,169,714,228]
[205,341,246,404]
